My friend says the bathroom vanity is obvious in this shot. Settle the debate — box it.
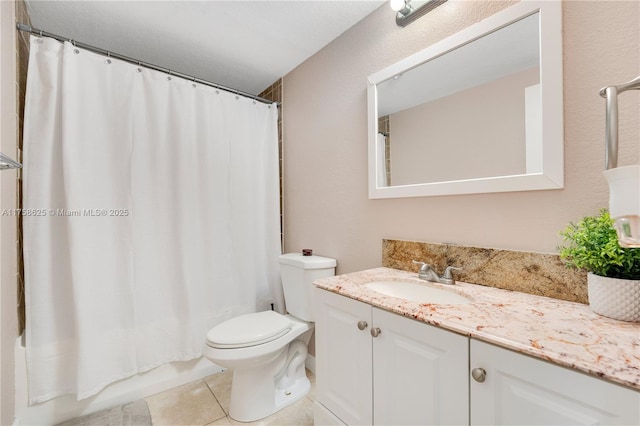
[313,268,640,425]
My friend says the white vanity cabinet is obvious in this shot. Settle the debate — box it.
[470,339,640,425]
[314,288,372,425]
[314,288,469,426]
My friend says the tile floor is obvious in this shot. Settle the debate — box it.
[144,369,315,426]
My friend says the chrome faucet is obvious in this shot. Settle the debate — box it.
[412,260,462,285]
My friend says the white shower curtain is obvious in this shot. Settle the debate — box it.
[22,36,283,404]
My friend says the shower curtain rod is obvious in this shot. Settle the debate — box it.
[16,23,277,105]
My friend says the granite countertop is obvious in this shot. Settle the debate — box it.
[313,267,640,391]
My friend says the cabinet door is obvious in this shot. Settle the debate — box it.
[372,308,469,426]
[315,289,373,425]
[470,339,640,425]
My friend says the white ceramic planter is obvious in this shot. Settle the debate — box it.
[587,273,640,322]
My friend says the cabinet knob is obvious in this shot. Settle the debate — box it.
[472,368,486,383]
[357,320,368,330]
[370,327,382,338]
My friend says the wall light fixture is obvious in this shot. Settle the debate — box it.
[390,0,448,27]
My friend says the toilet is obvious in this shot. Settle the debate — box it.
[204,253,336,422]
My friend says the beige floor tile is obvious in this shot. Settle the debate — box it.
[63,365,315,425]
[206,417,233,425]
[226,397,314,426]
[145,379,226,426]
[204,370,233,415]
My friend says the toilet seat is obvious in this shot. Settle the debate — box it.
[207,311,293,349]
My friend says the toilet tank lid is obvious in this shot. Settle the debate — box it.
[279,253,336,269]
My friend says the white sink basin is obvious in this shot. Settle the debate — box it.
[364,281,471,305]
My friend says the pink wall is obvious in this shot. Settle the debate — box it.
[282,1,640,275]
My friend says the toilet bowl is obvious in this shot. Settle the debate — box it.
[204,253,336,422]
[204,311,313,422]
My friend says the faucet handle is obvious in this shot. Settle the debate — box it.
[443,266,462,278]
[412,260,432,272]
[442,266,463,284]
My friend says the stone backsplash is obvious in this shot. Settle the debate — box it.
[382,239,588,304]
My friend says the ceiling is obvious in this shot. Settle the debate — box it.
[24,1,385,95]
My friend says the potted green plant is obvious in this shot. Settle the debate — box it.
[559,209,640,322]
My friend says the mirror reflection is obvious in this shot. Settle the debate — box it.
[374,12,542,188]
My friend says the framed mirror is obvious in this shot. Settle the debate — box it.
[368,0,563,199]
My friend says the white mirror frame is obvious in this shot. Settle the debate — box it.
[367,0,563,199]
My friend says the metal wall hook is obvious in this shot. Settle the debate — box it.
[0,152,22,170]
[600,75,640,170]
[599,76,640,97]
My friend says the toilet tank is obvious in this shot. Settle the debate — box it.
[279,253,336,322]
